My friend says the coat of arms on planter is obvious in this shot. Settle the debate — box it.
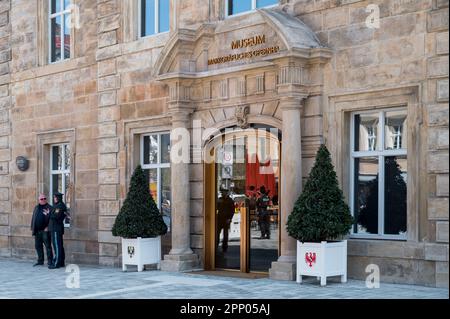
[128,246,135,258]
[305,252,316,267]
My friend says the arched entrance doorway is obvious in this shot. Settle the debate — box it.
[204,125,281,274]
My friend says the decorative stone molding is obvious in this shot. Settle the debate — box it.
[235,105,250,129]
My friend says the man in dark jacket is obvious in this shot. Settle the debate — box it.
[48,192,66,269]
[216,189,235,253]
[256,186,272,239]
[30,194,53,266]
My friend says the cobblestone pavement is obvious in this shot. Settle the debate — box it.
[0,258,447,299]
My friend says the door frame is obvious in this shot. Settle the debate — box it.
[203,127,282,273]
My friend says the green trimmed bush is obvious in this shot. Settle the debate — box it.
[287,145,353,243]
[112,165,168,239]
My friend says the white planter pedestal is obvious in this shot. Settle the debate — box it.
[296,240,347,286]
[121,237,162,272]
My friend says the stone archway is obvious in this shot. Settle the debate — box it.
[156,7,332,280]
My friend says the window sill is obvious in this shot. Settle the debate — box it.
[11,56,93,83]
[122,32,171,56]
[349,235,407,241]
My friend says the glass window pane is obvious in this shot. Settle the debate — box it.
[143,135,159,165]
[161,167,171,230]
[142,0,156,36]
[51,16,62,62]
[354,113,379,152]
[64,173,70,203]
[52,145,62,171]
[64,144,71,170]
[158,0,170,33]
[64,0,71,10]
[256,0,278,8]
[161,134,171,164]
[52,174,62,199]
[385,110,407,150]
[63,14,71,59]
[354,157,379,235]
[384,156,407,235]
[228,0,252,15]
[144,168,158,205]
[51,0,60,14]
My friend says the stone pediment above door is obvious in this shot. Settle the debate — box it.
[153,8,332,80]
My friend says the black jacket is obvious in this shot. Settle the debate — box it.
[49,202,67,234]
[31,204,52,236]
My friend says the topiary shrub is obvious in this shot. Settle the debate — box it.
[287,144,353,243]
[112,165,168,239]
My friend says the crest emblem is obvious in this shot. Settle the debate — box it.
[128,246,135,258]
[305,252,316,267]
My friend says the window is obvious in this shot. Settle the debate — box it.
[50,144,71,205]
[226,0,278,17]
[49,0,72,63]
[141,133,171,230]
[350,109,408,240]
[140,0,170,37]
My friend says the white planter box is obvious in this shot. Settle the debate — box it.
[296,240,347,286]
[121,237,161,272]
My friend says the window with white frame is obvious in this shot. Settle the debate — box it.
[50,144,71,205]
[141,133,171,230]
[49,0,72,63]
[350,109,408,239]
[139,0,170,37]
[226,0,278,17]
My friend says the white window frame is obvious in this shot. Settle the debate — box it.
[140,132,171,213]
[225,0,278,18]
[48,0,72,64]
[349,108,408,241]
[50,143,71,204]
[138,0,170,38]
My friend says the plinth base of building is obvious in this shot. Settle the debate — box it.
[161,254,199,272]
[269,260,296,281]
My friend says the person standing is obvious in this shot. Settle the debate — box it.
[48,192,67,269]
[30,194,53,267]
[216,189,235,253]
[257,186,271,239]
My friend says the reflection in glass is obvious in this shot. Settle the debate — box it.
[52,145,62,171]
[51,0,60,14]
[52,174,62,196]
[256,0,278,8]
[384,156,407,235]
[64,144,71,169]
[51,16,62,62]
[144,168,158,205]
[64,15,71,59]
[228,0,252,15]
[354,157,379,234]
[143,135,159,165]
[141,0,156,36]
[385,110,407,150]
[354,113,379,152]
[161,167,171,230]
[159,0,170,33]
[161,134,171,164]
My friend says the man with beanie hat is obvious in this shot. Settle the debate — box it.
[48,192,67,269]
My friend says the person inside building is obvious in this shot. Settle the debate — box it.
[216,188,235,253]
[48,192,67,269]
[30,194,53,267]
[257,186,272,239]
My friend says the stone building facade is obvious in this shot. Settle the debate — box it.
[0,0,448,287]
